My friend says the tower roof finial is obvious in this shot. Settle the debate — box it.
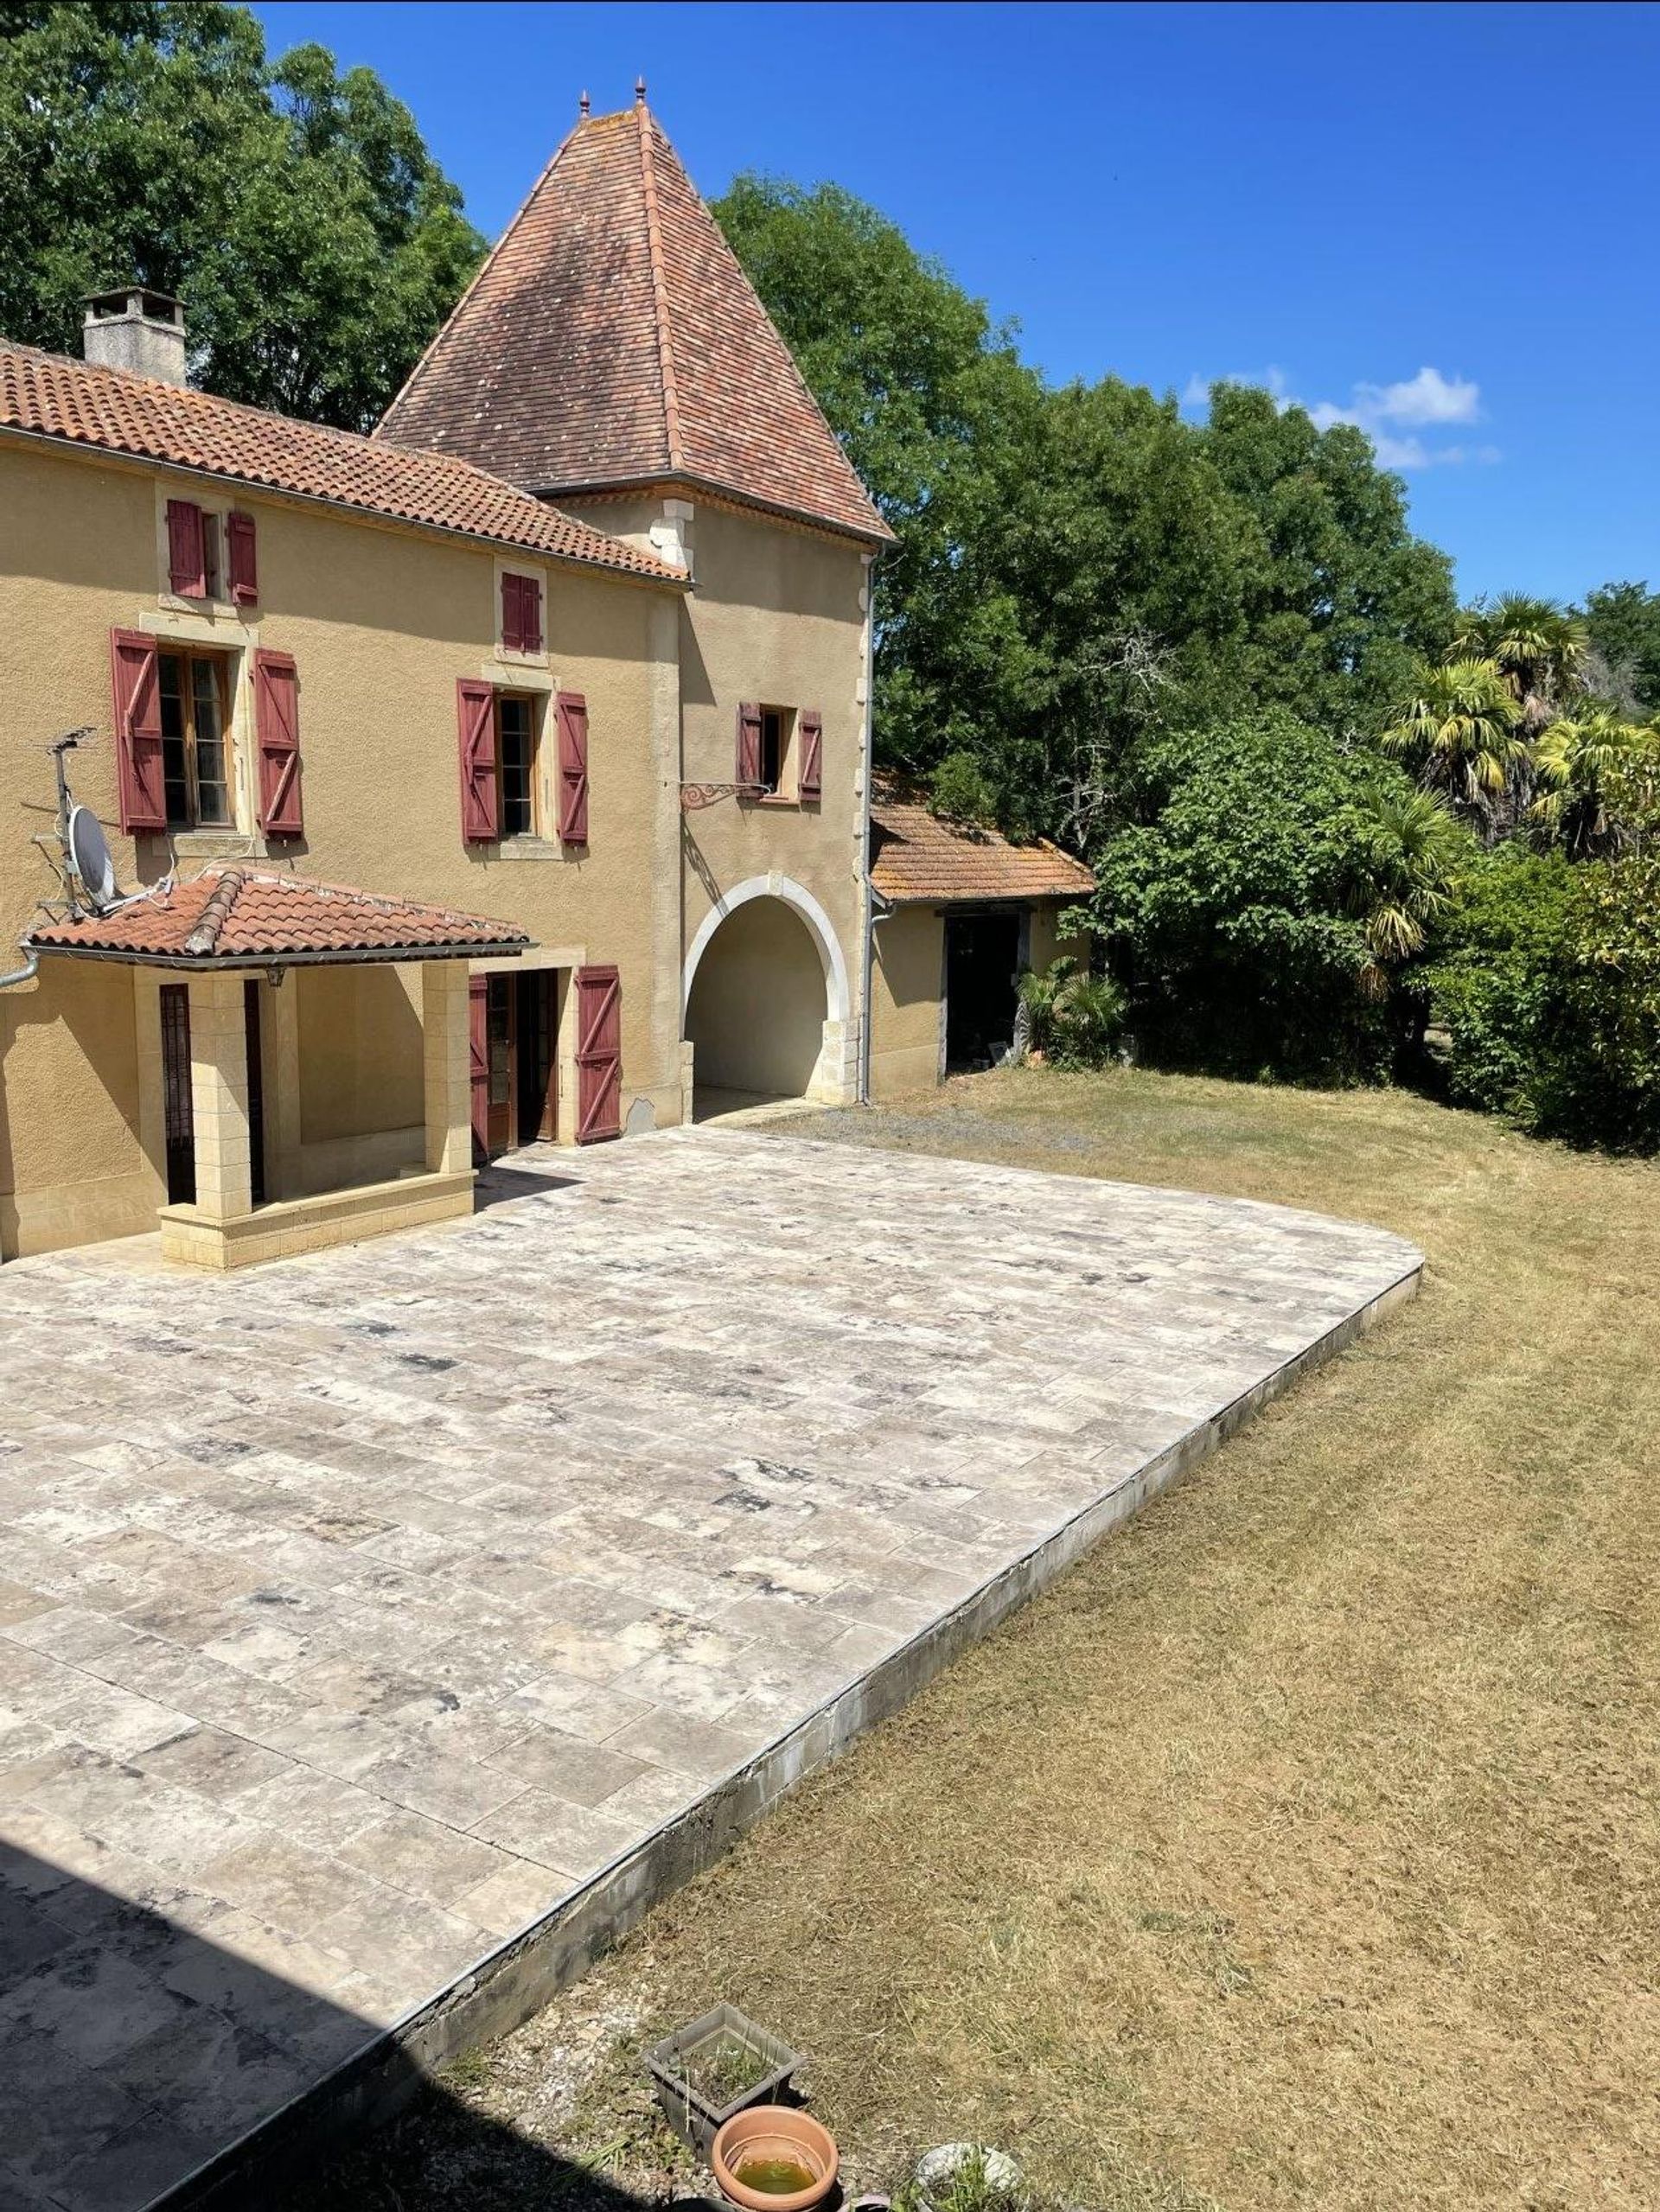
[578,89,591,118]
[635,74,647,107]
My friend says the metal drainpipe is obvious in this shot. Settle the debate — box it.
[856,557,878,1105]
[0,947,39,990]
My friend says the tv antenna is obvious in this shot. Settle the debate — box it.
[45,729,162,918]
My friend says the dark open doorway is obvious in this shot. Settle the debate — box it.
[159,982,195,1204]
[945,910,1023,1069]
[515,968,558,1144]
[244,979,266,1206]
[473,970,559,1160]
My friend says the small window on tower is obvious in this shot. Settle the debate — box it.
[757,704,793,797]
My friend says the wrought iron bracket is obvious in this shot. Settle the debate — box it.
[679,781,765,813]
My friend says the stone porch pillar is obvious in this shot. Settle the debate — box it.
[422,960,473,1176]
[185,971,252,1224]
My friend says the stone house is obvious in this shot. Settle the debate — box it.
[0,92,1089,1270]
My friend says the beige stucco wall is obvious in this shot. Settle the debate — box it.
[1028,903,1089,975]
[869,904,944,1100]
[686,896,827,1097]
[0,446,165,1256]
[297,965,424,1144]
[0,438,682,1255]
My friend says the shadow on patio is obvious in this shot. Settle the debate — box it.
[0,1839,672,2212]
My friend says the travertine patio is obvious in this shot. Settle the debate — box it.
[0,1128,1420,2211]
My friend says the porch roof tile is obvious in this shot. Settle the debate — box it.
[869,781,1095,906]
[27,865,531,966]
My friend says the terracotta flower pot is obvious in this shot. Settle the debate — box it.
[711,2103,839,2211]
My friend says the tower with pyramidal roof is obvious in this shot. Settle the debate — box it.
[382,83,892,1116]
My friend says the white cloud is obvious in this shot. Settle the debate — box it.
[1353,367,1481,428]
[1182,361,1494,469]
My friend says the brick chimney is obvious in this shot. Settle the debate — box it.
[82,284,188,384]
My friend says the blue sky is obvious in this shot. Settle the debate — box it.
[253,0,1657,607]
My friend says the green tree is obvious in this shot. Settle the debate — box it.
[1580,580,1660,715]
[1197,383,1457,733]
[1531,707,1659,857]
[1350,782,1471,978]
[1450,592,1587,730]
[1091,712,1424,1083]
[1381,657,1527,827]
[0,3,483,426]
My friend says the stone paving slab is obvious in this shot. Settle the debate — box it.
[0,1129,1421,2210]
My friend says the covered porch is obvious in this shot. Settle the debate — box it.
[26,867,530,1270]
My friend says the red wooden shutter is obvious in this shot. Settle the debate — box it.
[227,511,258,604]
[798,708,823,802]
[252,649,303,836]
[501,573,523,653]
[469,976,489,1157]
[556,690,589,845]
[456,678,499,841]
[737,701,762,787]
[110,628,165,833]
[166,500,206,597]
[522,576,543,654]
[574,964,622,1144]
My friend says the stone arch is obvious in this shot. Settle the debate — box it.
[682,876,854,1112]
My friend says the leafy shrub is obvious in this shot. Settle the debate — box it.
[928,749,999,830]
[1425,845,1574,1123]
[1427,838,1660,1149]
[1542,843,1660,1148]
[1090,712,1410,1082]
[1016,958,1127,1069]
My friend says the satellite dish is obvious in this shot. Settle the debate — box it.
[67,804,119,912]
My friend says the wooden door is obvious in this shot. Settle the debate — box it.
[469,976,489,1159]
[485,974,514,1154]
[574,965,622,1144]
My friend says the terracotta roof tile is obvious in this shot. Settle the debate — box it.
[870,783,1095,905]
[0,343,685,584]
[379,105,893,546]
[28,867,531,965]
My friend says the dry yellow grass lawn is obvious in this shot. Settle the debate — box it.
[297,1069,1660,2211]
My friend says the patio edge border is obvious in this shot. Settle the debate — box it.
[160,1254,1423,2209]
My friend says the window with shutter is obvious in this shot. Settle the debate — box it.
[253,649,303,836]
[110,628,166,833]
[574,965,622,1143]
[557,691,589,844]
[227,512,258,604]
[456,678,499,840]
[736,701,763,788]
[798,709,823,802]
[165,500,207,598]
[501,573,524,653]
[501,572,544,655]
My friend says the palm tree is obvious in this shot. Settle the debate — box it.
[1452,592,1588,725]
[1531,709,1659,857]
[1350,783,1470,983]
[1382,658,1526,830]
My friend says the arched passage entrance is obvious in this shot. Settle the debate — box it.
[683,876,852,1118]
